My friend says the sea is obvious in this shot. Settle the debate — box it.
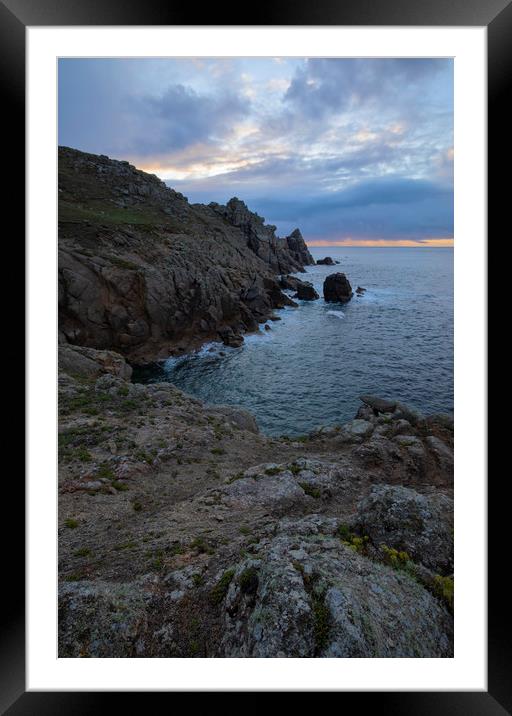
[133,247,454,436]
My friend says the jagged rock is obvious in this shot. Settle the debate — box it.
[208,405,259,434]
[339,419,374,441]
[279,275,301,291]
[59,148,312,361]
[59,344,133,380]
[58,362,454,658]
[356,286,366,295]
[323,273,353,303]
[218,326,244,348]
[219,522,453,657]
[355,485,454,573]
[425,436,454,474]
[360,395,397,414]
[282,228,316,269]
[316,257,336,265]
[209,200,314,274]
[294,281,319,301]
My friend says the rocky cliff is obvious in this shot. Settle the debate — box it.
[58,147,314,362]
[58,345,454,658]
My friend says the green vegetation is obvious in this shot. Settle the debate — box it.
[59,199,167,227]
[64,518,79,529]
[433,575,454,610]
[238,567,259,595]
[299,482,321,499]
[113,540,136,551]
[210,447,226,456]
[134,449,154,464]
[302,573,331,654]
[380,544,412,569]
[289,463,301,475]
[227,471,245,484]
[264,466,282,476]
[337,524,370,555]
[239,525,252,536]
[336,523,352,540]
[209,568,235,605]
[311,592,331,653]
[190,537,214,555]
[97,463,115,480]
[73,547,92,558]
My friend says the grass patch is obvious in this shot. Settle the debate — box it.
[264,466,282,476]
[210,447,226,456]
[190,537,214,555]
[209,568,235,605]
[97,463,115,480]
[433,575,454,611]
[238,567,259,596]
[73,547,92,558]
[299,482,321,499]
[64,518,79,529]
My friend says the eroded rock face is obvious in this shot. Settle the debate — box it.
[323,273,353,304]
[59,344,133,380]
[219,520,453,657]
[209,200,314,274]
[294,281,319,301]
[58,148,312,361]
[355,485,454,573]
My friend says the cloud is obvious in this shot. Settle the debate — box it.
[284,58,449,119]
[171,175,453,243]
[127,84,249,154]
[59,57,453,244]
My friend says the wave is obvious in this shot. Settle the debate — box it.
[327,310,345,319]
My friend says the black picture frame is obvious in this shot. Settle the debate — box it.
[2,0,503,710]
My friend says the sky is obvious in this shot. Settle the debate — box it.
[59,57,453,246]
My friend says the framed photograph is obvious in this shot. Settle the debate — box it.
[2,0,503,708]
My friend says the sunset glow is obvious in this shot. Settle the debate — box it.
[59,58,453,245]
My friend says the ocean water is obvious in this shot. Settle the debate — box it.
[134,247,453,436]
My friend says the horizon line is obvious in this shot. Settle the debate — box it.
[306,239,454,248]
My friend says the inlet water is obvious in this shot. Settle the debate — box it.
[134,247,453,436]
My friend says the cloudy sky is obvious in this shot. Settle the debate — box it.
[59,57,453,246]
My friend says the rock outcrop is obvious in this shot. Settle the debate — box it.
[355,485,453,573]
[317,256,336,265]
[323,273,354,304]
[58,147,313,362]
[294,281,319,301]
[58,346,454,658]
[209,199,314,274]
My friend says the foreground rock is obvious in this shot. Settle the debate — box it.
[58,346,454,657]
[58,147,313,362]
[355,485,453,574]
[323,273,354,304]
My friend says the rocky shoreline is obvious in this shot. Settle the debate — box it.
[59,147,315,363]
[58,344,453,658]
[58,147,454,658]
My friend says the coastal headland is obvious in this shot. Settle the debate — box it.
[58,148,454,658]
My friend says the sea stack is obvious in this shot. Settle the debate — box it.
[323,272,354,303]
[317,256,336,265]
